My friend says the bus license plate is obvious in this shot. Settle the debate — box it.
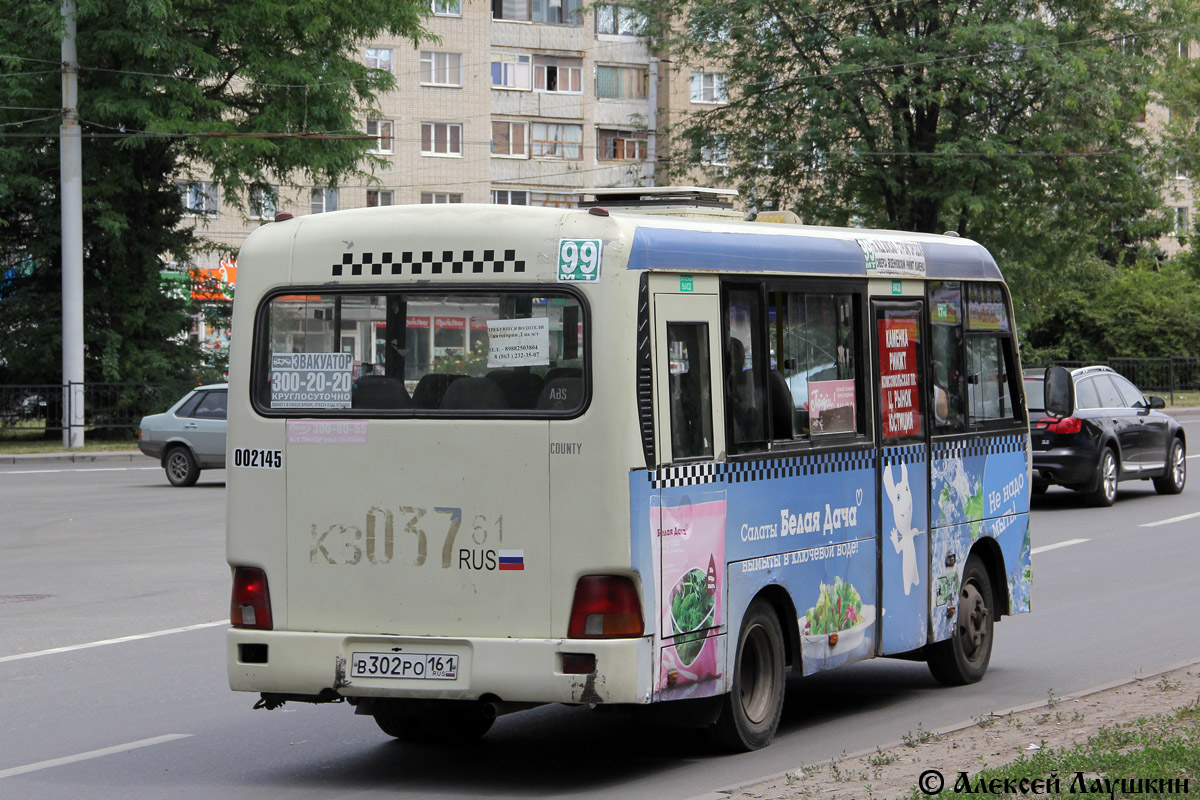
[350,652,459,680]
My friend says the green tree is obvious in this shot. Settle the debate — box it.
[639,0,1198,330]
[0,0,428,386]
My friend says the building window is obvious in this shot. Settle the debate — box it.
[432,0,461,16]
[531,0,582,25]
[597,5,644,35]
[367,119,393,153]
[1180,39,1192,59]
[249,185,276,220]
[421,122,463,156]
[367,189,394,207]
[699,136,729,166]
[492,0,530,21]
[491,121,529,157]
[365,48,392,72]
[531,122,583,160]
[491,52,532,90]
[690,71,728,104]
[492,190,528,204]
[421,192,463,204]
[311,188,338,214]
[421,51,462,86]
[1175,206,1190,237]
[597,128,646,161]
[597,65,648,99]
[534,56,582,94]
[531,192,575,208]
[178,181,219,216]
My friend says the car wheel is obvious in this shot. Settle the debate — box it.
[710,599,785,752]
[1153,438,1186,495]
[1086,448,1117,507]
[165,446,200,487]
[927,554,994,686]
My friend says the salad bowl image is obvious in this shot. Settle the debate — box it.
[669,568,716,666]
[801,577,875,659]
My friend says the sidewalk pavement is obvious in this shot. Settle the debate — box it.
[0,450,151,466]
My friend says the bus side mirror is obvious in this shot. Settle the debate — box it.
[1044,366,1074,418]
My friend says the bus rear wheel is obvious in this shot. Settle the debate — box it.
[927,555,993,686]
[711,599,785,751]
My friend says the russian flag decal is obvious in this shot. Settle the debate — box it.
[498,549,525,571]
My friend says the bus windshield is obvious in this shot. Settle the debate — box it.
[256,290,586,415]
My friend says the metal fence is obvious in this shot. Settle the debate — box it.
[0,382,196,435]
[1043,358,1200,404]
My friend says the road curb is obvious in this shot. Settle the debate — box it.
[0,451,149,466]
[687,656,1200,800]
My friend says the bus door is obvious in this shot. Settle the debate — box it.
[650,282,729,699]
[871,299,931,655]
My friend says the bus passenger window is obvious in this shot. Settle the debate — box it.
[964,283,1018,424]
[724,289,766,451]
[667,323,714,460]
[929,282,966,431]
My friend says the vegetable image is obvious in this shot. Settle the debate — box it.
[804,577,864,636]
[670,567,716,665]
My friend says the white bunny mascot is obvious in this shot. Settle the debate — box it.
[883,461,922,596]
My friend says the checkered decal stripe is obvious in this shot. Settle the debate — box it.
[931,433,1029,461]
[879,444,925,466]
[332,249,526,277]
[650,449,874,489]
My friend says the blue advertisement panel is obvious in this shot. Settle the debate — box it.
[879,447,929,654]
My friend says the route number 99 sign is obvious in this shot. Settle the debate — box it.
[557,239,603,282]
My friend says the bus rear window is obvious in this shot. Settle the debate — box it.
[256,290,586,415]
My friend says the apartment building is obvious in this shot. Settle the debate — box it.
[181,0,680,272]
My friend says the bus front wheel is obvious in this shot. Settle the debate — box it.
[927,554,994,686]
[711,599,785,751]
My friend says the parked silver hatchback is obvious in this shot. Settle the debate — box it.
[137,384,227,486]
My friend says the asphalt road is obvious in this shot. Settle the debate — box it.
[1,436,1198,799]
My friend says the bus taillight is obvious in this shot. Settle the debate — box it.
[567,575,644,638]
[231,567,273,630]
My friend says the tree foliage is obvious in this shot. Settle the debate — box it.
[637,0,1200,357]
[0,0,429,385]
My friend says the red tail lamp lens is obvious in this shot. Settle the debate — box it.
[1045,416,1082,435]
[231,567,273,630]
[568,575,643,638]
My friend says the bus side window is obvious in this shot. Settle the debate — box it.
[724,288,767,452]
[667,322,714,460]
[963,282,1020,425]
[929,281,967,431]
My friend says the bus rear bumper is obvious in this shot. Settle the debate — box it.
[227,629,655,706]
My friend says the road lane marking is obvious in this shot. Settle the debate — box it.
[1031,538,1089,555]
[1140,511,1200,528]
[1,467,160,475]
[0,621,226,664]
[0,734,192,779]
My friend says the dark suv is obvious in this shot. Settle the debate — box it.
[1023,366,1186,506]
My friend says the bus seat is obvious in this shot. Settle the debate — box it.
[412,373,465,409]
[352,376,412,409]
[536,378,582,411]
[440,377,510,410]
[487,369,545,410]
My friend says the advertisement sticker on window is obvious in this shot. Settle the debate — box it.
[270,352,353,409]
[486,318,550,368]
[879,318,921,438]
